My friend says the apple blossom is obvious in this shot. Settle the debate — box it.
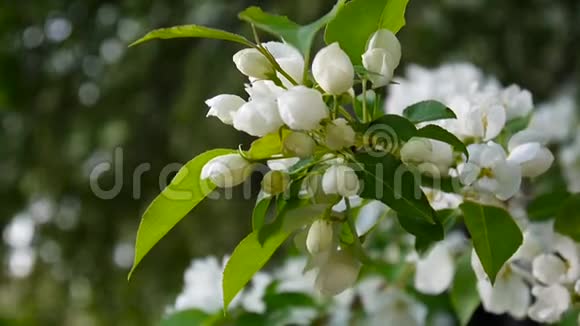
[262,170,289,195]
[459,142,522,200]
[262,41,304,86]
[306,219,334,255]
[233,48,273,79]
[233,99,284,136]
[325,118,356,150]
[528,284,571,323]
[501,85,533,120]
[201,154,253,188]
[508,142,554,178]
[362,29,401,87]
[283,132,316,158]
[205,94,245,125]
[322,164,360,197]
[278,86,329,130]
[312,43,354,95]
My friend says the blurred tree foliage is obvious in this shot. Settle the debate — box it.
[0,0,577,325]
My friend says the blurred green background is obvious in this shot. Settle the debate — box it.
[0,0,578,325]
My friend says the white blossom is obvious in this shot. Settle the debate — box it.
[232,99,284,136]
[362,287,427,326]
[205,94,245,125]
[278,86,328,130]
[201,154,253,188]
[400,138,453,176]
[508,142,554,178]
[501,84,533,120]
[362,29,401,87]
[262,41,304,87]
[532,254,568,285]
[245,80,284,101]
[459,142,522,200]
[528,284,571,323]
[471,252,530,319]
[266,157,300,172]
[528,92,577,143]
[233,48,272,79]
[325,118,356,150]
[312,43,354,94]
[283,132,316,158]
[315,250,360,296]
[448,95,506,141]
[322,164,360,197]
[414,242,455,295]
[306,220,334,255]
[173,256,240,313]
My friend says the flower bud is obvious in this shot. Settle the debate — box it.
[362,29,401,87]
[325,118,356,150]
[233,99,284,137]
[322,164,360,197]
[312,43,354,95]
[205,94,246,125]
[400,137,433,164]
[262,42,304,87]
[303,174,340,204]
[507,142,554,178]
[315,250,360,296]
[278,86,329,131]
[283,132,316,158]
[261,170,289,195]
[306,220,334,255]
[201,154,253,188]
[233,48,273,79]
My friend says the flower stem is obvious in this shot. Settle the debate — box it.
[361,78,369,123]
[254,45,299,86]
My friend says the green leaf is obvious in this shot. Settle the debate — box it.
[554,193,580,241]
[450,253,480,326]
[223,229,288,311]
[365,115,417,152]
[420,175,462,194]
[239,1,345,58]
[356,152,436,223]
[130,25,253,47]
[460,201,523,283]
[246,130,288,160]
[128,149,235,279]
[224,200,326,310]
[416,124,468,158]
[527,191,571,221]
[252,194,273,231]
[325,0,409,64]
[160,309,210,326]
[403,100,457,123]
[397,213,443,253]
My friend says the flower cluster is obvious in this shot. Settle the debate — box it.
[130,2,579,324]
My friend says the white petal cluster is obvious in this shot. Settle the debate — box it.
[507,129,554,178]
[458,142,522,200]
[312,43,354,94]
[400,137,453,176]
[470,221,580,323]
[205,94,245,125]
[278,86,329,130]
[233,99,284,137]
[325,118,356,150]
[362,29,401,87]
[322,164,361,197]
[201,153,253,188]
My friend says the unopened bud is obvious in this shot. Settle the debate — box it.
[306,220,334,255]
[283,132,316,158]
[261,170,290,195]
